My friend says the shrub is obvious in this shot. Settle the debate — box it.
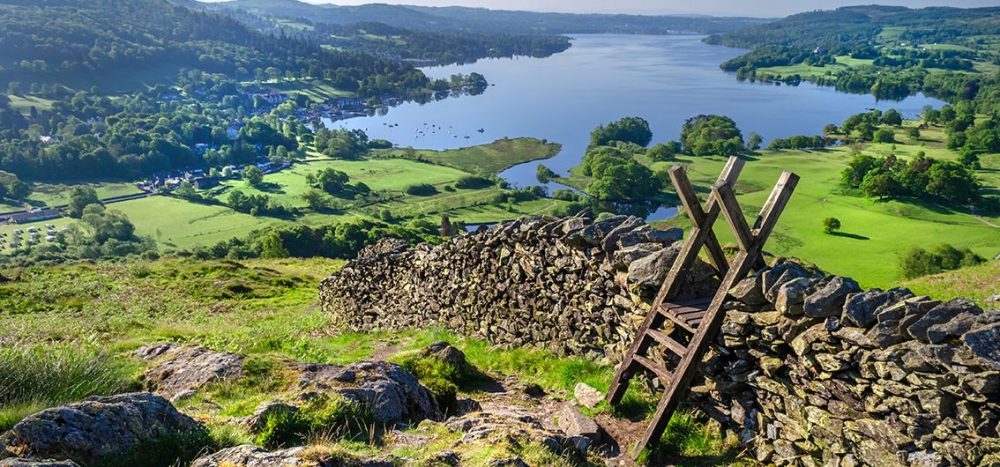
[454,176,494,190]
[897,244,985,279]
[405,184,439,196]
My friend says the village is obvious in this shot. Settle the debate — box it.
[0,85,389,231]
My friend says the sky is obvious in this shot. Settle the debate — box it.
[286,0,998,17]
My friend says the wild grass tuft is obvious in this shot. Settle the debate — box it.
[255,395,374,449]
[0,345,140,430]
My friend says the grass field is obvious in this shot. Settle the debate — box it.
[650,146,1000,288]
[0,181,143,212]
[7,94,55,115]
[112,196,283,250]
[375,137,562,176]
[217,158,474,208]
[263,79,355,102]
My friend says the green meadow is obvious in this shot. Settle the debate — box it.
[263,79,356,102]
[651,144,999,288]
[375,137,562,176]
[0,181,143,211]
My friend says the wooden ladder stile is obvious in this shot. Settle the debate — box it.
[604,156,799,458]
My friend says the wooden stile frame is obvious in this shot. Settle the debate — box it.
[605,156,799,458]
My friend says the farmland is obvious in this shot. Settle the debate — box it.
[0,138,570,255]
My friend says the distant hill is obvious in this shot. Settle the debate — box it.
[706,5,1000,49]
[200,0,767,35]
[0,0,415,90]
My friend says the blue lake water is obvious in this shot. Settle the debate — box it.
[329,34,943,219]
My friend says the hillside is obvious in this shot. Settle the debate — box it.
[707,5,1000,102]
[706,5,1000,50]
[203,0,767,35]
[1,215,998,465]
[0,0,416,91]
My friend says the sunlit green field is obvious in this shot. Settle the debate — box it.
[214,158,474,209]
[654,145,1000,288]
[263,79,355,102]
[112,196,283,250]
[374,137,562,176]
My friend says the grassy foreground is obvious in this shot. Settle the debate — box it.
[0,257,734,465]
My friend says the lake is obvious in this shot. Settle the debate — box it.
[329,34,943,218]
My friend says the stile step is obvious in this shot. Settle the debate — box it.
[632,354,673,383]
[646,328,687,356]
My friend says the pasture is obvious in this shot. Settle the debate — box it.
[374,137,561,176]
[653,144,1000,288]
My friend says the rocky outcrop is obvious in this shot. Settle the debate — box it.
[190,445,396,467]
[136,343,244,400]
[0,460,79,467]
[0,393,202,464]
[293,360,440,424]
[439,405,590,461]
[321,212,713,359]
[320,215,1000,466]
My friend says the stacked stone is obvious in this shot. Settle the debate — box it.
[320,211,715,358]
[321,214,1000,465]
[695,261,1000,466]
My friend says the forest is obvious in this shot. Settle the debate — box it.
[202,0,766,36]
[0,0,426,93]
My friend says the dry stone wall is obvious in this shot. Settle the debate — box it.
[322,211,714,359]
[320,214,1000,466]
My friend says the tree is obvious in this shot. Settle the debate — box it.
[841,155,880,188]
[176,181,195,196]
[898,247,941,279]
[680,115,744,156]
[747,133,763,151]
[882,109,903,126]
[898,244,984,279]
[80,204,136,244]
[535,164,557,184]
[908,127,921,141]
[300,189,328,210]
[67,186,101,218]
[860,171,899,200]
[590,117,652,147]
[873,128,895,143]
[257,231,290,258]
[960,152,981,170]
[243,165,264,187]
[5,179,30,200]
[308,168,350,195]
[586,159,663,201]
[646,141,682,161]
[822,217,841,234]
[926,161,979,204]
[822,124,839,136]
